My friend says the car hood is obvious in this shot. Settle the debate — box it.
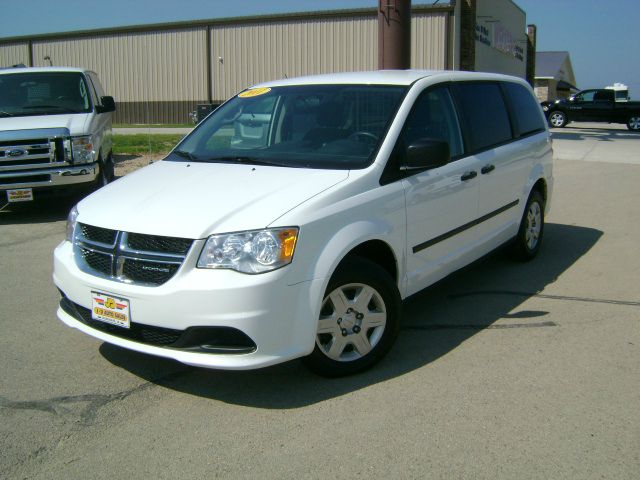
[76,160,349,239]
[0,113,90,136]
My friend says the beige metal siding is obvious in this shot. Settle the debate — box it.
[32,28,208,102]
[211,16,378,101]
[211,12,448,102]
[411,12,449,70]
[0,42,30,67]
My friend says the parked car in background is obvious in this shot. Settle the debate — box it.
[541,88,640,131]
[0,67,115,204]
[54,70,553,376]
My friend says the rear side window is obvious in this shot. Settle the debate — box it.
[503,82,545,136]
[453,82,512,152]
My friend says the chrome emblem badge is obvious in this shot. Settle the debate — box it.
[7,148,28,157]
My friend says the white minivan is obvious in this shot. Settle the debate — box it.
[0,67,115,203]
[54,70,553,376]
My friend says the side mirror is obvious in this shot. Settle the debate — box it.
[401,139,450,172]
[96,96,116,113]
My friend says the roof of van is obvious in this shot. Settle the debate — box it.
[0,66,93,74]
[255,70,525,88]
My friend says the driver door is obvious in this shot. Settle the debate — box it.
[400,86,480,296]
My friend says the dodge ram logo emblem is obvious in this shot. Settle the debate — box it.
[7,148,28,158]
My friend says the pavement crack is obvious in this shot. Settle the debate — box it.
[0,369,187,425]
[449,290,640,307]
[403,320,557,331]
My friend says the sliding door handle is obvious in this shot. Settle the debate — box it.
[481,164,495,175]
[460,171,477,181]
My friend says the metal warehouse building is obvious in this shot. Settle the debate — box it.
[0,0,532,124]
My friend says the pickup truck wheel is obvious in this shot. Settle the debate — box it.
[98,153,115,186]
[627,116,640,131]
[303,257,401,377]
[511,189,545,261]
[548,110,567,128]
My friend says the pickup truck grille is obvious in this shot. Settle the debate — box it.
[74,223,194,286]
[0,138,61,170]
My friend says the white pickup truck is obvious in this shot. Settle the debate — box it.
[0,67,115,204]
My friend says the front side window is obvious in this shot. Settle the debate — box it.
[575,90,596,102]
[0,72,93,117]
[172,85,407,170]
[399,86,464,158]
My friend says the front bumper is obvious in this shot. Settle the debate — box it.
[53,240,324,370]
[0,163,99,191]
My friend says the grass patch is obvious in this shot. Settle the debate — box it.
[113,134,185,155]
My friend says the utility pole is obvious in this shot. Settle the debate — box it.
[378,0,411,70]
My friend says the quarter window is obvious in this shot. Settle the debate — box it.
[503,82,545,136]
[453,82,512,152]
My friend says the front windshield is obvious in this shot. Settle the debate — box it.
[172,84,407,169]
[0,72,92,117]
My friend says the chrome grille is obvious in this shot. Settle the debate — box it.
[0,138,59,171]
[74,223,194,286]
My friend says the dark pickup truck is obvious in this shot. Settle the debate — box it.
[542,89,640,131]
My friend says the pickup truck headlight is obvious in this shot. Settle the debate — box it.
[197,227,298,274]
[66,205,79,242]
[71,136,96,164]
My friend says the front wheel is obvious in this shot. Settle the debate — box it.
[627,115,640,131]
[548,110,567,128]
[511,189,545,261]
[97,153,115,188]
[303,257,401,377]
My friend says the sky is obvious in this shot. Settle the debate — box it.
[2,0,639,96]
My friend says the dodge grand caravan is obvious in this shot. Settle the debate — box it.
[54,70,553,376]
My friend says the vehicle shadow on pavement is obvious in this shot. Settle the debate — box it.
[551,126,638,142]
[0,197,76,225]
[100,223,603,408]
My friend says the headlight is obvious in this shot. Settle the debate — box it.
[197,227,299,274]
[66,205,79,242]
[71,136,95,164]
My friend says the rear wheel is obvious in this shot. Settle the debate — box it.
[511,189,545,261]
[303,257,401,377]
[627,115,640,131]
[548,110,567,128]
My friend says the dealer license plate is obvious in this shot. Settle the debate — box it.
[91,292,131,329]
[7,188,33,202]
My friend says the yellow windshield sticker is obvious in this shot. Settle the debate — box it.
[238,87,271,98]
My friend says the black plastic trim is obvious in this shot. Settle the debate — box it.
[60,296,257,354]
[412,199,519,254]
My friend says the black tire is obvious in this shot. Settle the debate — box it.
[548,110,567,128]
[302,256,401,377]
[95,153,115,190]
[511,189,545,261]
[627,115,640,131]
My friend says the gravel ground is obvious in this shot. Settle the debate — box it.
[113,153,160,177]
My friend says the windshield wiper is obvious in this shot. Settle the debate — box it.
[0,111,14,117]
[173,150,199,161]
[22,105,81,113]
[204,156,288,167]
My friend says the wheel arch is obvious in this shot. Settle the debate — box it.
[302,220,403,297]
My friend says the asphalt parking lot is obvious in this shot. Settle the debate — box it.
[1,123,638,479]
